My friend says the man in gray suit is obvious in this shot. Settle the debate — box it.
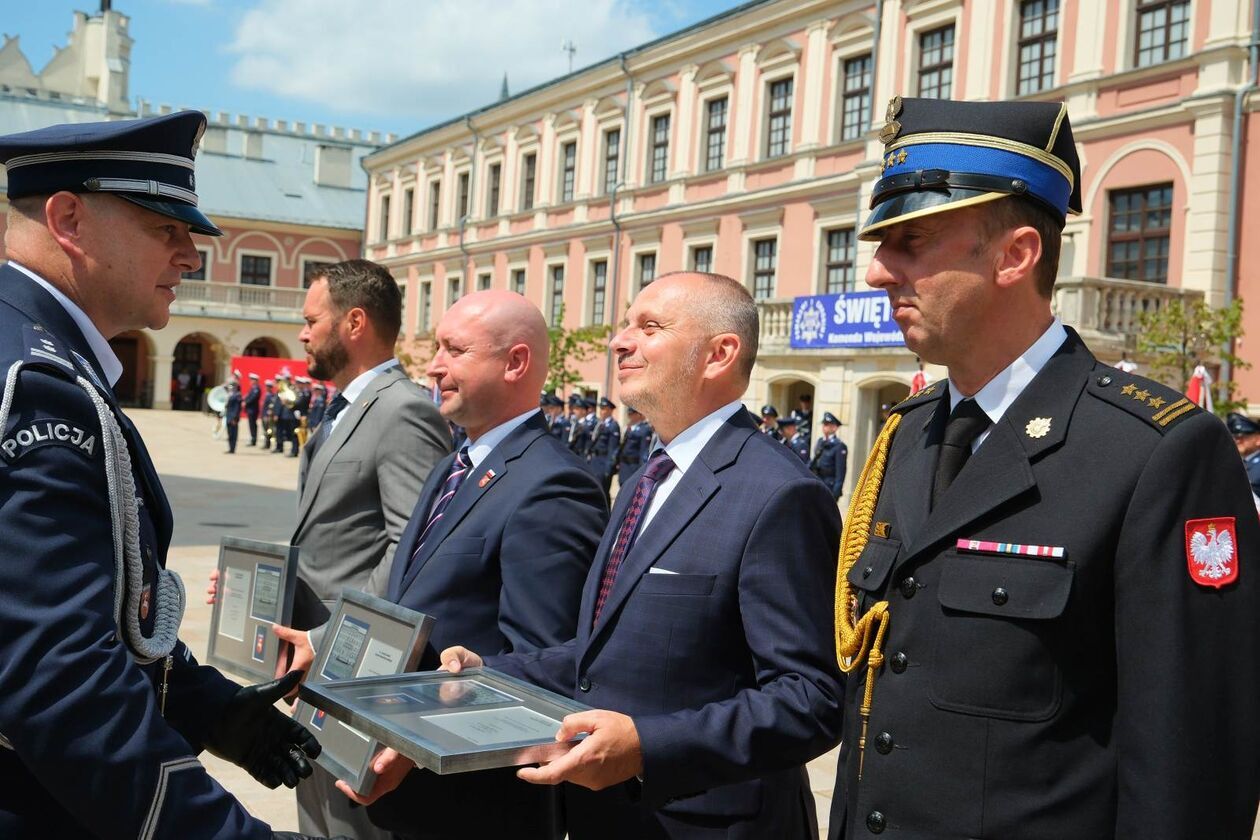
[283,258,450,839]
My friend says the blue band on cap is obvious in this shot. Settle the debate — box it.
[880,142,1071,217]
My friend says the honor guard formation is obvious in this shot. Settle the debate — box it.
[1,91,1257,840]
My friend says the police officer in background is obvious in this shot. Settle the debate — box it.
[810,411,847,501]
[307,381,327,430]
[569,395,592,458]
[0,112,327,838]
[262,378,278,449]
[796,393,814,443]
[616,406,651,487]
[588,396,620,495]
[244,371,261,446]
[760,404,782,441]
[829,97,1258,840]
[547,394,570,440]
[224,380,242,454]
[1226,411,1260,499]
[780,414,809,462]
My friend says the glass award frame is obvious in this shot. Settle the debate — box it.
[206,537,299,682]
[294,590,434,795]
[298,668,590,775]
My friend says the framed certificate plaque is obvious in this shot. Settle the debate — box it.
[298,668,591,776]
[206,537,299,682]
[294,590,434,795]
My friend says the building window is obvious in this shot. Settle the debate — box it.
[512,268,526,296]
[549,265,565,324]
[183,249,209,280]
[766,78,794,158]
[1017,0,1058,94]
[648,114,670,184]
[303,260,334,289]
[487,163,502,217]
[691,245,713,274]
[824,228,856,294]
[401,187,414,235]
[603,128,621,195]
[428,180,441,231]
[1107,184,1173,283]
[521,152,537,210]
[559,141,577,203]
[478,273,492,291]
[457,171,470,220]
[590,260,607,325]
[420,281,432,332]
[239,254,272,286]
[638,252,657,289]
[840,54,872,141]
[918,25,955,99]
[379,194,391,241]
[1135,0,1189,67]
[448,276,463,305]
[704,97,727,172]
[752,239,777,300]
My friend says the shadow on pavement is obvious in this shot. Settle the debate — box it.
[162,474,297,547]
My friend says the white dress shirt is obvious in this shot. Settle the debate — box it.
[326,357,401,435]
[9,261,123,386]
[465,409,539,469]
[948,318,1068,452]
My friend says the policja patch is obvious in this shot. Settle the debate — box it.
[1185,517,1239,588]
[0,418,98,462]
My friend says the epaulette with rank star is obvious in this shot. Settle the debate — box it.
[1086,364,1200,433]
[890,382,945,414]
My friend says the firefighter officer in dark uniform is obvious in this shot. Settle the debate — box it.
[780,413,809,462]
[828,97,1259,840]
[244,371,261,446]
[0,111,324,837]
[616,405,651,487]
[588,396,620,495]
[810,411,847,501]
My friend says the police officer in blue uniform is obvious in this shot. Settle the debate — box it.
[810,411,847,500]
[829,96,1258,840]
[760,404,782,441]
[547,394,570,440]
[588,396,621,495]
[568,395,592,458]
[224,380,242,454]
[244,372,261,446]
[307,381,327,430]
[1226,411,1260,497]
[262,379,279,448]
[0,112,328,838]
[780,414,810,462]
[274,373,296,454]
[616,406,652,487]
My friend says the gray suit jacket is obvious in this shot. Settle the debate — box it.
[292,366,450,630]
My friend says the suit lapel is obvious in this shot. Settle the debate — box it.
[887,396,947,549]
[389,449,455,598]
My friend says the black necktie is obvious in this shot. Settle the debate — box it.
[308,394,348,458]
[932,399,991,508]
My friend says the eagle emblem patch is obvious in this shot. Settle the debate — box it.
[1185,517,1238,588]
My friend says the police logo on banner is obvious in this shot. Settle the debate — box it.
[789,290,905,350]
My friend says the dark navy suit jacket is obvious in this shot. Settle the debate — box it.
[490,408,844,839]
[367,411,608,839]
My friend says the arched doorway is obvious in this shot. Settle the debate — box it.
[243,337,287,358]
[853,378,911,485]
[109,330,155,408]
[767,377,816,439]
[172,332,220,411]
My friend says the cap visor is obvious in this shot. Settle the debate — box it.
[859,188,1006,241]
[117,194,222,236]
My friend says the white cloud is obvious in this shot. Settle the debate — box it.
[227,0,659,126]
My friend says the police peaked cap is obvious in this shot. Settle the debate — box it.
[0,110,221,236]
[862,97,1081,240]
[599,397,616,409]
[778,416,798,429]
[822,412,841,425]
[1226,412,1260,436]
[760,404,779,417]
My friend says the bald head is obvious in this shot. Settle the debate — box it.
[428,290,551,439]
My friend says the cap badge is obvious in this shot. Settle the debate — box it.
[879,95,903,145]
[1025,417,1052,439]
[1185,518,1238,588]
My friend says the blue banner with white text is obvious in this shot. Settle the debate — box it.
[789,291,905,349]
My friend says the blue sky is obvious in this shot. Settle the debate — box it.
[11,0,745,136]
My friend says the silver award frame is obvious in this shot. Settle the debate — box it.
[206,537,299,682]
[298,668,590,775]
[294,590,434,795]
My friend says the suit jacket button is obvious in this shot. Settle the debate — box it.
[992,587,1009,606]
[866,810,886,833]
[874,731,894,754]
[862,565,873,579]
[898,576,918,598]
[578,675,591,692]
[889,652,908,674]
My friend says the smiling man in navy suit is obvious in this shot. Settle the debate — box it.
[441,271,845,839]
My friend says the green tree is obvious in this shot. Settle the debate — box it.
[1136,297,1249,416]
[546,303,612,395]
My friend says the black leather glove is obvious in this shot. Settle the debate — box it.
[204,671,321,789]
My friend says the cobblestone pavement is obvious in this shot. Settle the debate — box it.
[136,408,1257,839]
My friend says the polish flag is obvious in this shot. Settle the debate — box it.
[1186,363,1213,413]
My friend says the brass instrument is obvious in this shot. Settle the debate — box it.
[276,380,297,409]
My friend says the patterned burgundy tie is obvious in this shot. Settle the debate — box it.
[593,449,676,623]
[408,446,471,569]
